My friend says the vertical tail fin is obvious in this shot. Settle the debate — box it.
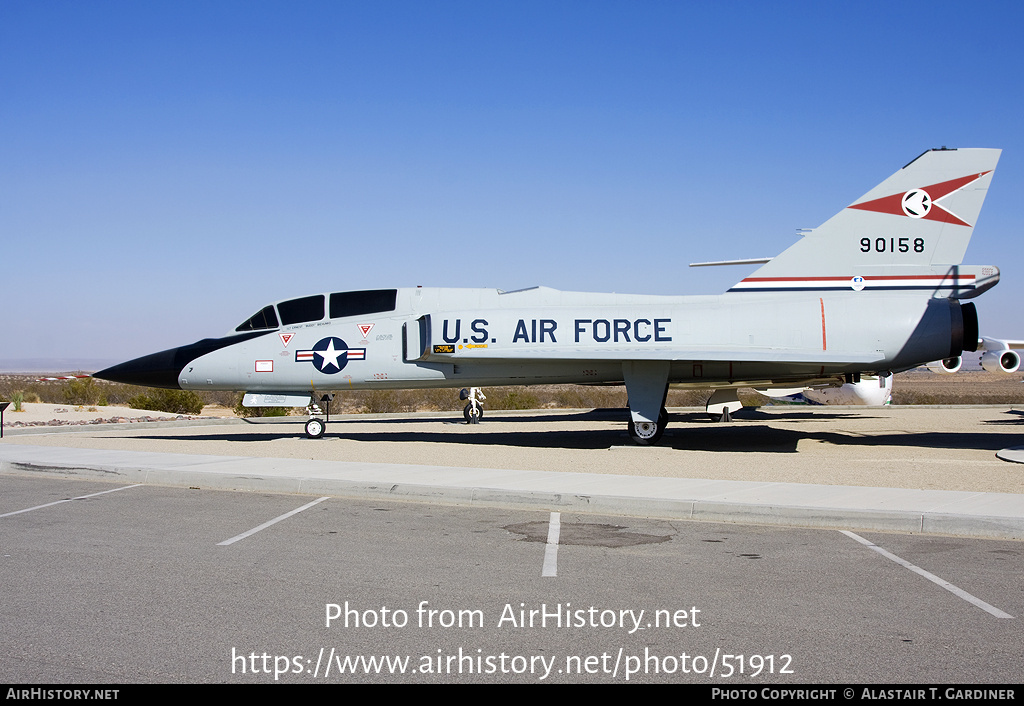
[731,148,1001,297]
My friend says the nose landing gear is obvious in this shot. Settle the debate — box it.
[304,417,325,439]
[304,393,333,439]
[460,387,486,424]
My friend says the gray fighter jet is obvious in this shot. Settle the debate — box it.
[95,148,1002,443]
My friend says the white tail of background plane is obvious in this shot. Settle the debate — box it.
[730,148,1001,298]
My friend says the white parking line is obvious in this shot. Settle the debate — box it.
[218,497,330,546]
[542,511,560,577]
[840,530,1014,619]
[0,484,142,518]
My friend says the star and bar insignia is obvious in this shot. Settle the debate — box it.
[295,337,366,374]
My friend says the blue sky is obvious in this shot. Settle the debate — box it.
[2,1,1021,367]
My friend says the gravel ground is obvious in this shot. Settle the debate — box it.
[4,404,1023,495]
[0,402,215,426]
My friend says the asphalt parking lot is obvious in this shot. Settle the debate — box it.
[2,406,1022,683]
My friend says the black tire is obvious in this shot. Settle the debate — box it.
[627,408,667,445]
[463,403,483,424]
[305,418,325,439]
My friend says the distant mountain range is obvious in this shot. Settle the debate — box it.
[0,359,118,374]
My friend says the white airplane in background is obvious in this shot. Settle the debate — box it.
[750,336,1021,409]
[925,336,1022,374]
[755,374,894,407]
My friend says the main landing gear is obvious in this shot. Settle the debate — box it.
[304,393,333,439]
[460,387,486,424]
[627,406,668,445]
[623,361,671,446]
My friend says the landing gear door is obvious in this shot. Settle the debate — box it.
[403,315,431,362]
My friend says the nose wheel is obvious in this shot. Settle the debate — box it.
[304,394,328,439]
[305,418,325,439]
[459,387,486,424]
[463,403,483,423]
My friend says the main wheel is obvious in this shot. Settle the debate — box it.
[305,418,325,439]
[463,403,483,424]
[627,408,667,445]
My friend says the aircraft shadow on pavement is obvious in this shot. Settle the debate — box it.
[329,426,1020,454]
[982,409,1024,426]
[239,407,881,427]
[120,408,1021,454]
[732,408,885,422]
[295,407,874,425]
[240,408,630,425]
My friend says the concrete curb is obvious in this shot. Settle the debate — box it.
[2,444,1022,540]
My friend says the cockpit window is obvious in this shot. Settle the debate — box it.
[329,289,398,319]
[278,295,325,325]
[235,305,279,332]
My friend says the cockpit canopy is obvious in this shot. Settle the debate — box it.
[235,289,398,332]
[235,305,279,332]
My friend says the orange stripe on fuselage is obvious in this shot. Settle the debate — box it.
[820,298,827,351]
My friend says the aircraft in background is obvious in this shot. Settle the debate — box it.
[925,336,1022,374]
[748,336,1021,409]
[96,148,1002,443]
[755,374,894,408]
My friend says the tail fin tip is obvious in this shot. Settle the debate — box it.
[730,148,1001,295]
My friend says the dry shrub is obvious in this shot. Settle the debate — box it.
[359,390,405,414]
[666,389,712,407]
[487,387,540,410]
[128,389,205,415]
[415,388,464,411]
[738,388,770,406]
[891,370,1024,405]
[552,386,626,409]
[62,378,100,405]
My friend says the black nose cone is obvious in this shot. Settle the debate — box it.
[93,348,187,389]
[93,330,273,389]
